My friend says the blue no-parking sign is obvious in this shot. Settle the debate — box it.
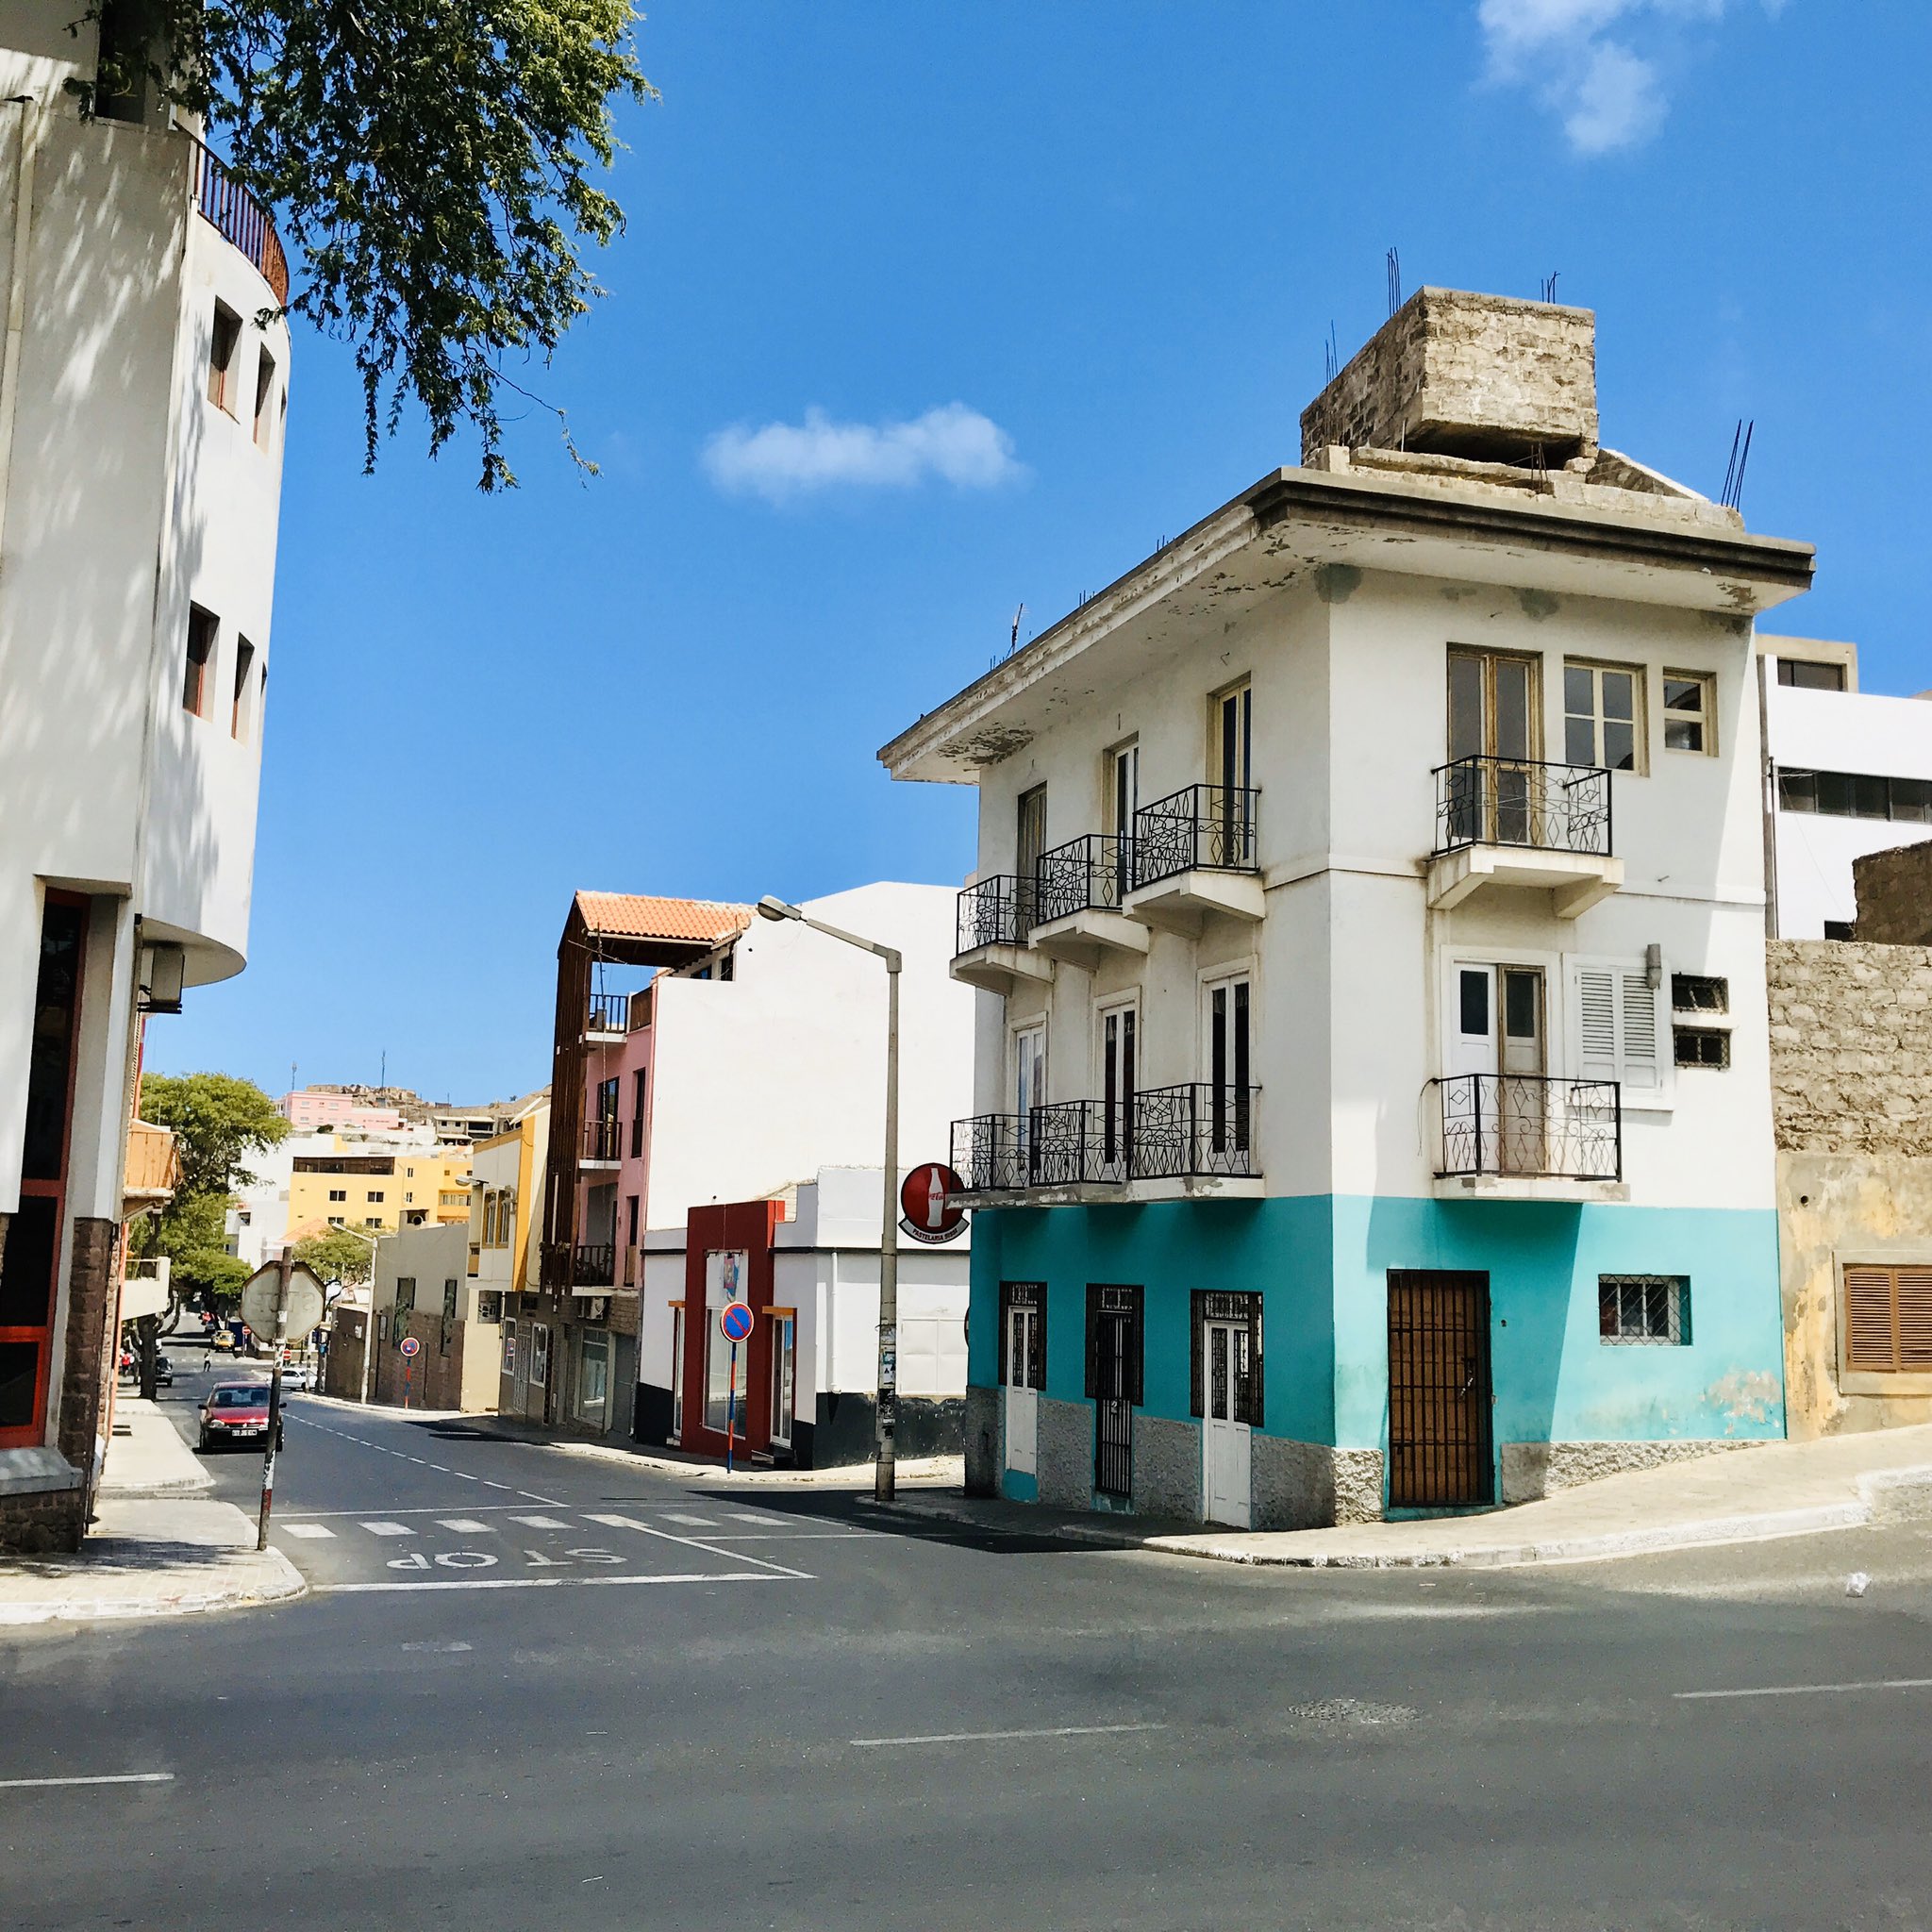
[719,1301,754,1344]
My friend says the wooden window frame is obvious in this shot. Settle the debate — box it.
[253,346,276,448]
[1661,669,1717,757]
[1562,658,1647,774]
[231,637,256,739]
[208,302,242,413]
[182,606,217,718]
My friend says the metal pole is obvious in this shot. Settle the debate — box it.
[256,1245,291,1552]
[876,953,901,1503]
[725,1341,738,1474]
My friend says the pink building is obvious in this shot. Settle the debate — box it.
[277,1090,406,1133]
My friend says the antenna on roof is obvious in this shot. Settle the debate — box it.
[1008,603,1024,657]
[1324,321,1339,385]
[1720,419,1755,510]
[1386,248,1402,319]
[1540,270,1559,303]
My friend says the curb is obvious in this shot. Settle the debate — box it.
[0,1554,307,1626]
[856,1493,1165,1550]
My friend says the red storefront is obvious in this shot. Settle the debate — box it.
[668,1199,798,1463]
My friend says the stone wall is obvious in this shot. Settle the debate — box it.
[1768,941,1932,1437]
[1300,288,1598,468]
[1853,844,1932,947]
[963,1384,998,1497]
[57,1217,118,1486]
[0,1482,85,1555]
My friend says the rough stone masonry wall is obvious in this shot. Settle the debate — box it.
[1853,842,1932,947]
[1300,288,1599,467]
[1768,940,1932,1437]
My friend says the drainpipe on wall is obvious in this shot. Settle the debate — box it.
[1757,647,1780,940]
[0,94,42,568]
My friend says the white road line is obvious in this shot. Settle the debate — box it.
[727,1512,784,1525]
[273,1503,532,1519]
[0,1773,176,1790]
[851,1724,1166,1749]
[663,1513,719,1527]
[438,1519,492,1534]
[583,1512,812,1580]
[481,1481,513,1491]
[699,1532,873,1542]
[360,1522,414,1538]
[318,1573,791,1595]
[1675,1676,1932,1702]
[509,1515,569,1530]
[280,1524,336,1541]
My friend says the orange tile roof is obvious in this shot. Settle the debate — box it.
[574,891,753,946]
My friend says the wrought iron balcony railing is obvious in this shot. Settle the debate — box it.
[951,1113,1029,1193]
[1130,1083,1259,1179]
[585,991,628,1036]
[188,139,290,303]
[1034,834,1132,925]
[1029,1099,1134,1186]
[1434,1074,1622,1181]
[1131,785,1259,890]
[1434,756,1611,858]
[573,1243,616,1288]
[580,1116,623,1164]
[956,874,1035,956]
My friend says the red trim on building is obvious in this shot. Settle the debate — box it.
[675,1198,784,1460]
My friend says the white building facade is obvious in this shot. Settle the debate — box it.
[0,11,290,1547]
[885,290,1815,1529]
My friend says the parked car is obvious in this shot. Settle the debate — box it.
[197,1383,282,1453]
[279,1361,313,1391]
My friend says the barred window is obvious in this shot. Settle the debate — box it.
[1600,1275,1690,1345]
[1671,974,1728,1013]
[1674,1025,1730,1069]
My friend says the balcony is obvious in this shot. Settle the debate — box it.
[189,139,290,303]
[1124,786,1264,933]
[1427,756,1623,918]
[952,876,1054,996]
[123,1121,180,1212]
[572,1243,616,1289]
[584,991,628,1044]
[950,1085,1261,1203]
[1432,1074,1624,1200]
[1028,835,1149,968]
[579,1117,623,1171]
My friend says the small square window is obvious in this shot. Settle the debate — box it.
[1563,660,1646,773]
[1600,1275,1690,1344]
[1777,769,1818,813]
[1671,974,1728,1014]
[1673,1025,1731,1069]
[1824,920,1857,941]
[1662,672,1715,755]
[1777,658,1846,691]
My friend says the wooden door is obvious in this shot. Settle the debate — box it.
[1387,1271,1493,1507]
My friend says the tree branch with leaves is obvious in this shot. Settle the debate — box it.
[77,0,654,488]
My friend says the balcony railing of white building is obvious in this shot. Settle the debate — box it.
[956,874,1036,954]
[952,1084,1260,1193]
[1130,785,1259,888]
[1034,834,1131,924]
[1433,757,1611,858]
[1433,1074,1622,1181]
[188,139,290,303]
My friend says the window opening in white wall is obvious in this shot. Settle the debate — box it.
[182,607,216,717]
[1674,1025,1730,1070]
[1662,672,1715,754]
[253,348,276,447]
[1671,974,1728,1013]
[1600,1275,1690,1343]
[1564,660,1645,772]
[1777,658,1846,691]
[208,303,242,412]
[230,638,256,739]
[1204,973,1253,1159]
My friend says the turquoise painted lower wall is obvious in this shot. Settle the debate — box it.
[968,1194,1786,1453]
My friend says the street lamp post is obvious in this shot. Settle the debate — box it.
[756,894,902,1501]
[330,1224,383,1405]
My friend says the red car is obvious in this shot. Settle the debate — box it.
[197,1382,282,1453]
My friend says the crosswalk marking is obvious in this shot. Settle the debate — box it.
[281,1524,335,1540]
[361,1521,414,1538]
[437,1519,492,1534]
[509,1515,568,1530]
[663,1513,719,1527]
[582,1512,812,1581]
[727,1512,783,1525]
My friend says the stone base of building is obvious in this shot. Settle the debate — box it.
[963,1385,999,1496]
[0,1449,87,1555]
[1499,1437,1746,1503]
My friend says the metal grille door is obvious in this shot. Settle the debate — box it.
[1094,1312,1133,1499]
[1387,1271,1493,1507]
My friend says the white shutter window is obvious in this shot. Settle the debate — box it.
[1577,969,1618,1082]
[1570,958,1668,1100]
[1620,972,1661,1091]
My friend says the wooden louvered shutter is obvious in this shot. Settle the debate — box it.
[1899,1267,1932,1371]
[1844,1265,1901,1373]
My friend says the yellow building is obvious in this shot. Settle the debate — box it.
[289,1141,475,1238]
[468,1100,549,1304]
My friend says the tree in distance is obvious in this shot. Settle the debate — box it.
[76,0,654,489]
[291,1225,378,1290]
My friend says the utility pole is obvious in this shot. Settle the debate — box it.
[256,1245,291,1551]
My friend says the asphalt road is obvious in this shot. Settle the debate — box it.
[6,1372,1932,1931]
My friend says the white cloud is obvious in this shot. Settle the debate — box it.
[1475,0,1732,155]
[701,403,1024,504]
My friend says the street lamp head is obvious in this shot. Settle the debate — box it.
[756,895,803,923]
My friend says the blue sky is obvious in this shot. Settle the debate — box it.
[155,0,1932,1103]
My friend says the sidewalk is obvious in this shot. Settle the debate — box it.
[863,1425,1932,1570]
[0,1398,305,1625]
